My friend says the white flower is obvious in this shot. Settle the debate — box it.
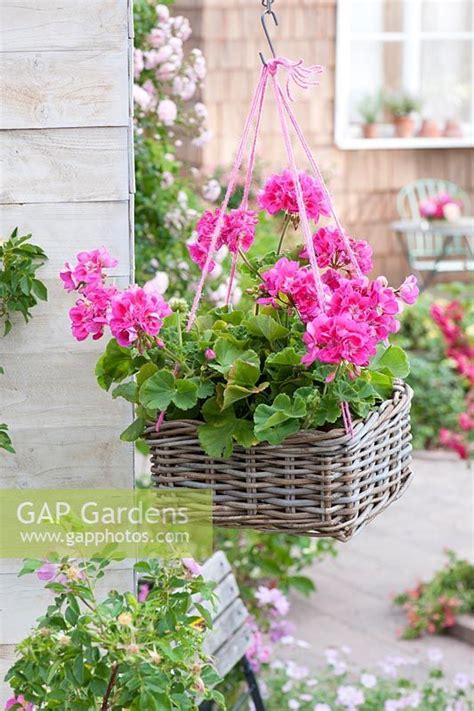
[300,694,313,702]
[202,179,221,203]
[454,672,470,690]
[133,84,153,111]
[313,705,331,711]
[427,647,444,665]
[286,661,309,681]
[282,681,293,694]
[160,171,174,189]
[144,271,169,296]
[360,673,377,688]
[288,701,300,710]
[192,129,212,147]
[156,4,170,22]
[337,685,364,708]
[194,102,208,119]
[158,99,178,126]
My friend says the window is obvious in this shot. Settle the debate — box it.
[335,0,474,149]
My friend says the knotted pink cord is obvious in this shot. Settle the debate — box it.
[275,77,363,278]
[341,401,354,437]
[267,57,324,102]
[269,71,326,310]
[226,67,269,306]
[187,66,268,330]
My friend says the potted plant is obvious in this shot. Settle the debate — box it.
[385,93,421,138]
[418,117,441,138]
[357,92,382,139]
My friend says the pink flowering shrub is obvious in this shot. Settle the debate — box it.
[419,192,463,221]
[62,167,417,458]
[430,300,473,459]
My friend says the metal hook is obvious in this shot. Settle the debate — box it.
[259,0,278,65]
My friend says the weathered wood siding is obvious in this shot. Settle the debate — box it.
[0,0,135,697]
[176,0,474,283]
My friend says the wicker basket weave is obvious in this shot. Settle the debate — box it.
[146,381,413,542]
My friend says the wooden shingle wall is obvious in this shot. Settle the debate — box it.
[176,0,474,283]
[0,0,135,697]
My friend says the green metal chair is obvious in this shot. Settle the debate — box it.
[393,179,473,289]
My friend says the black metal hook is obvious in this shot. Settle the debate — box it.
[259,0,278,65]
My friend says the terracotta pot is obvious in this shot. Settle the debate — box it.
[362,123,379,139]
[444,119,463,138]
[417,119,441,138]
[393,115,416,138]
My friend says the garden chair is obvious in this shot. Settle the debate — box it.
[391,179,474,289]
[198,550,266,711]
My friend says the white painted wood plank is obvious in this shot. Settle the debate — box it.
[0,50,129,129]
[204,598,248,656]
[0,424,133,489]
[0,646,15,706]
[201,573,240,620]
[213,625,252,679]
[0,128,129,204]
[0,568,134,645]
[0,202,131,278]
[202,550,233,587]
[0,1,128,53]
[0,280,129,354]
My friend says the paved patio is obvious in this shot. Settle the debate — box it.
[288,453,474,681]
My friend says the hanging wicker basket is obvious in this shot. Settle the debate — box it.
[146,381,413,542]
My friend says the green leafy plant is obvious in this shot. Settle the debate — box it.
[357,92,383,124]
[394,550,474,639]
[5,556,224,710]
[0,229,48,453]
[385,92,421,118]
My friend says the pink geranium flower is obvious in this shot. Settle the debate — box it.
[398,275,419,305]
[60,248,118,293]
[257,169,330,221]
[302,313,378,367]
[301,226,373,275]
[69,284,117,342]
[109,286,172,347]
[187,208,257,272]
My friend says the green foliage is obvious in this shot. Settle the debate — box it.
[0,229,48,454]
[394,550,474,639]
[357,91,383,124]
[385,92,422,117]
[0,228,48,336]
[5,556,223,710]
[99,298,404,459]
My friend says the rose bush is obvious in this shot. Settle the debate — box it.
[4,556,223,710]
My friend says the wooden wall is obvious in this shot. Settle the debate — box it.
[0,1,135,699]
[176,0,474,284]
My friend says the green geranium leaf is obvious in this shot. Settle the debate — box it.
[136,362,158,387]
[254,393,306,445]
[120,418,146,442]
[222,381,269,410]
[233,419,258,448]
[245,314,289,342]
[370,345,410,378]
[95,339,135,391]
[174,379,198,410]
[139,370,175,410]
[212,338,249,374]
[227,353,260,387]
[311,393,341,427]
[265,347,302,371]
[112,381,138,403]
[369,370,395,399]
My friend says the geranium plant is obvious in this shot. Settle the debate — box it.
[0,228,48,453]
[61,169,418,458]
[4,556,223,710]
[394,550,474,639]
[419,193,464,222]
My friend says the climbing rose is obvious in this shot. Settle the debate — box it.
[398,275,419,305]
[157,98,178,125]
[36,562,58,582]
[257,169,330,221]
[336,685,365,708]
[60,248,117,293]
[109,286,171,347]
[182,558,202,576]
[301,226,373,275]
[255,586,290,617]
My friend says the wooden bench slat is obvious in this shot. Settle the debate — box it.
[204,598,248,656]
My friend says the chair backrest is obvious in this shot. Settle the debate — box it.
[397,179,470,220]
[201,550,252,678]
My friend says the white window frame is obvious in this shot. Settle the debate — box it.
[335,0,474,150]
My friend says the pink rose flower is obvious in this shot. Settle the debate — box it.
[257,169,330,221]
[37,562,57,582]
[109,286,171,348]
[5,695,34,710]
[182,558,202,576]
[398,275,419,305]
[255,585,290,616]
[157,99,178,125]
[133,84,153,112]
[138,583,150,603]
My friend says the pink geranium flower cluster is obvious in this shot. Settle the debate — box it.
[300,226,373,275]
[257,169,331,221]
[431,300,474,459]
[258,257,321,322]
[61,249,171,348]
[419,192,463,221]
[187,207,258,272]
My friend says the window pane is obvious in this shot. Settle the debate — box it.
[420,40,472,122]
[351,0,405,33]
[349,40,404,121]
[422,1,473,32]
